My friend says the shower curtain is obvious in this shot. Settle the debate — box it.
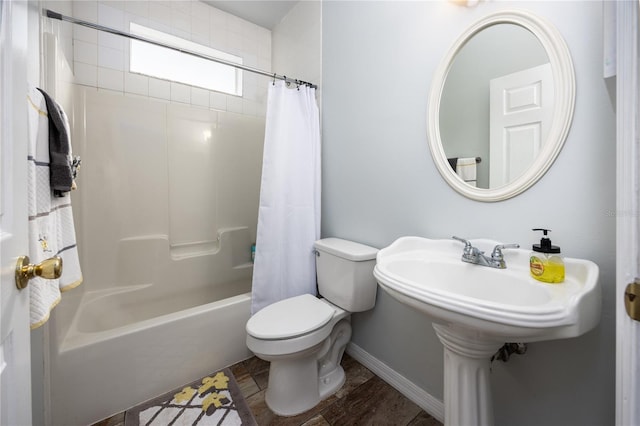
[251,81,321,314]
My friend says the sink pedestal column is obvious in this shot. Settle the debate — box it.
[433,324,503,426]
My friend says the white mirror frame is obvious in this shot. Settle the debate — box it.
[427,9,575,202]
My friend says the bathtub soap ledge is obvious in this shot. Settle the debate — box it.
[233,262,253,270]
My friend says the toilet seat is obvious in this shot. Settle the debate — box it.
[246,294,334,340]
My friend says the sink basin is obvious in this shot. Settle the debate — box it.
[374,236,601,426]
[374,236,601,342]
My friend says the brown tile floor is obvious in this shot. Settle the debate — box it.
[93,353,442,426]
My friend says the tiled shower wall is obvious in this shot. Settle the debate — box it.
[43,0,272,116]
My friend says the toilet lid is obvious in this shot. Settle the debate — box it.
[247,294,334,340]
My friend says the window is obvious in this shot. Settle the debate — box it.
[129,23,243,96]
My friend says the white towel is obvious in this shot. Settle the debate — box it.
[27,86,83,329]
[456,157,477,187]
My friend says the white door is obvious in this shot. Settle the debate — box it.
[0,1,32,424]
[616,1,639,425]
[489,63,553,187]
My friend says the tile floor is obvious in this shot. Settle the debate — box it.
[93,353,443,426]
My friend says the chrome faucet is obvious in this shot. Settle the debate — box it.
[452,236,519,269]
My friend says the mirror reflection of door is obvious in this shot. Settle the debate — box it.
[439,23,549,189]
[489,63,554,187]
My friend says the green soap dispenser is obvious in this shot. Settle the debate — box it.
[530,228,565,283]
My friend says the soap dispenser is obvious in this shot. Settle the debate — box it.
[530,228,565,283]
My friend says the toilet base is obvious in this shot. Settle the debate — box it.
[318,319,351,399]
[262,319,352,417]
[265,351,322,417]
[264,358,348,417]
[319,365,346,400]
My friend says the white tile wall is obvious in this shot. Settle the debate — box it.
[124,1,149,18]
[98,31,125,51]
[191,87,210,107]
[272,1,322,106]
[149,3,172,28]
[70,0,271,117]
[73,1,97,22]
[74,39,97,65]
[98,45,124,70]
[209,91,227,110]
[170,82,191,104]
[74,25,98,44]
[124,72,149,96]
[97,2,124,30]
[97,67,123,91]
[226,95,243,114]
[74,62,98,87]
[149,77,171,100]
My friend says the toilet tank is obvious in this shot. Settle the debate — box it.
[314,238,378,312]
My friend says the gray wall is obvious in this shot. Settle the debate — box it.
[322,2,615,425]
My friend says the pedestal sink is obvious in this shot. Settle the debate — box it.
[374,237,601,426]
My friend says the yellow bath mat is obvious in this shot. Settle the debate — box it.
[125,368,257,426]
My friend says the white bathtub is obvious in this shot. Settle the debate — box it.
[44,85,265,426]
[49,280,253,426]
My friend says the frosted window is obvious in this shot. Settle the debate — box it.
[129,23,243,96]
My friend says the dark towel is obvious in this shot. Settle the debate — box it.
[36,88,73,197]
[447,157,458,172]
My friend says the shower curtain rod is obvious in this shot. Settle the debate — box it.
[43,9,318,90]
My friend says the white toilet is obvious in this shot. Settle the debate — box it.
[245,237,378,416]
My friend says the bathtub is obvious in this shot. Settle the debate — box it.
[44,83,265,425]
[49,280,253,426]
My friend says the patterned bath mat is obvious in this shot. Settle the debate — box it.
[125,368,257,426]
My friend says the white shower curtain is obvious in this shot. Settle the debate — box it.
[251,80,321,314]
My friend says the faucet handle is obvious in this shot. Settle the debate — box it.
[452,236,474,255]
[491,243,520,260]
[452,236,471,246]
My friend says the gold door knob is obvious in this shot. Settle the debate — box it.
[625,281,640,322]
[15,255,63,290]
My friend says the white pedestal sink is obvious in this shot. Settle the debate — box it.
[374,237,601,426]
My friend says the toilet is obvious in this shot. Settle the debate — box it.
[245,237,378,416]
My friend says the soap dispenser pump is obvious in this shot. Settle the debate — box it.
[530,228,565,283]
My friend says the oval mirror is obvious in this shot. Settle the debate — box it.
[427,10,575,201]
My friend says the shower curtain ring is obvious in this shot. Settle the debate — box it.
[272,73,276,85]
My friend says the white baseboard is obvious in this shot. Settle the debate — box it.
[346,342,444,423]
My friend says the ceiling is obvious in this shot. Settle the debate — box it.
[203,1,298,30]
